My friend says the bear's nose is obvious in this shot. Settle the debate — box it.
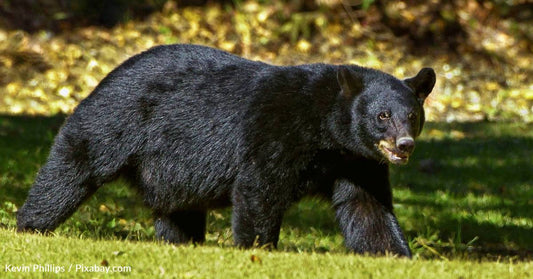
[396,137,415,153]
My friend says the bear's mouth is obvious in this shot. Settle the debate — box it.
[377,140,410,165]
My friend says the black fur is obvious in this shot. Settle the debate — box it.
[17,44,435,257]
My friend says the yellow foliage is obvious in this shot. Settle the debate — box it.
[0,2,531,123]
[297,40,312,53]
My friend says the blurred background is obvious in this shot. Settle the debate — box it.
[0,0,532,122]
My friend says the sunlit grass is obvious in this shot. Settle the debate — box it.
[1,229,531,279]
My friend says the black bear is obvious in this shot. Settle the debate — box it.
[17,44,435,257]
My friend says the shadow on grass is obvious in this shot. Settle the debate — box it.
[391,122,533,260]
[0,114,64,198]
[1,115,532,260]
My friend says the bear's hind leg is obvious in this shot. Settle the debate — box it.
[17,164,97,232]
[154,210,207,244]
[17,138,98,232]
[17,128,127,233]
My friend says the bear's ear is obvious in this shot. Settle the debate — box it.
[404,68,436,104]
[337,66,363,98]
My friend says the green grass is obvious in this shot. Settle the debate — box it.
[1,229,531,279]
[1,115,533,277]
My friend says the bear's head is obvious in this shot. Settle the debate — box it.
[331,66,436,165]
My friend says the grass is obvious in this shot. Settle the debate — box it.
[1,229,531,279]
[1,114,532,277]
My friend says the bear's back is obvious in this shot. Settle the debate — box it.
[56,45,341,209]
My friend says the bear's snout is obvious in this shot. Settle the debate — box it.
[396,137,415,154]
[377,137,415,165]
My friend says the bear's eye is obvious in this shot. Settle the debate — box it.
[408,112,417,120]
[378,111,391,121]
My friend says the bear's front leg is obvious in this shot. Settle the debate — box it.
[333,179,411,257]
[231,186,287,249]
